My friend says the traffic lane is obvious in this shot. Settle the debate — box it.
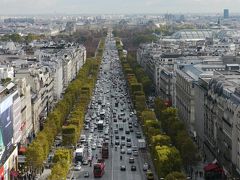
[112,134,144,180]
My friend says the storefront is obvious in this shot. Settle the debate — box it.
[2,146,18,180]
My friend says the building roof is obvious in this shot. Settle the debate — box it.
[171,29,213,40]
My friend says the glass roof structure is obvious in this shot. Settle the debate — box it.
[217,30,240,39]
[171,29,213,40]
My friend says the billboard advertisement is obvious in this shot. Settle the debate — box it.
[0,166,3,180]
[0,95,13,160]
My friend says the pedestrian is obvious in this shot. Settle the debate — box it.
[195,170,198,177]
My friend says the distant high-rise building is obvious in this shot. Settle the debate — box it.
[224,9,229,18]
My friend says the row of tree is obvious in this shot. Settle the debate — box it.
[0,33,44,43]
[25,38,105,179]
[115,38,186,179]
[127,53,153,95]
[154,98,201,172]
[48,149,72,180]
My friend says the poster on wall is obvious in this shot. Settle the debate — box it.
[0,166,4,180]
[0,95,13,160]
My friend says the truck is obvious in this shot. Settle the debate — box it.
[138,139,146,149]
[101,142,109,159]
[75,147,84,163]
[93,159,105,177]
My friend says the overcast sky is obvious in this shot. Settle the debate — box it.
[0,0,239,15]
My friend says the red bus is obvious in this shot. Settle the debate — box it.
[93,160,105,177]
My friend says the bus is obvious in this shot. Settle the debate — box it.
[97,120,104,131]
[102,142,109,159]
[93,160,105,177]
[75,147,84,163]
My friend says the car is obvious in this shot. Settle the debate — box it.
[105,135,110,140]
[92,144,96,150]
[125,130,130,134]
[121,136,125,140]
[136,132,141,138]
[127,149,132,155]
[131,165,137,171]
[126,138,131,142]
[121,148,125,154]
[121,141,125,146]
[115,140,120,145]
[82,160,88,165]
[129,157,134,163]
[114,129,118,134]
[120,165,126,171]
[126,142,132,147]
[97,143,102,148]
[74,164,81,171]
[84,171,89,177]
[143,163,149,171]
[133,150,138,156]
[115,135,119,140]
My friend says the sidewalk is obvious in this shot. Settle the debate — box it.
[35,169,51,180]
[188,162,205,180]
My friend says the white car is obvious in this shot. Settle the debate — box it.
[127,149,132,155]
[143,163,148,171]
[92,144,96,150]
[74,164,81,171]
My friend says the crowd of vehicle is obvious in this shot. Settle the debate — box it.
[70,32,154,180]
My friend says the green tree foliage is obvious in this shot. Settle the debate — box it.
[154,146,182,178]
[154,97,200,169]
[25,140,45,172]
[165,171,186,180]
[62,125,77,146]
[154,97,167,119]
[135,95,146,112]
[176,131,200,167]
[53,149,71,163]
[48,160,70,180]
[151,134,171,147]
[142,110,156,123]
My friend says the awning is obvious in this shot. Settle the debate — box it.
[19,147,27,153]
[204,163,224,173]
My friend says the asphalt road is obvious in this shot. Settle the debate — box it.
[70,33,156,180]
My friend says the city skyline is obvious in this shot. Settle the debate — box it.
[0,0,238,15]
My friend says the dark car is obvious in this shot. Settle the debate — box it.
[126,138,131,142]
[131,165,136,171]
[115,140,120,145]
[129,157,134,164]
[136,132,141,138]
[120,165,126,171]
